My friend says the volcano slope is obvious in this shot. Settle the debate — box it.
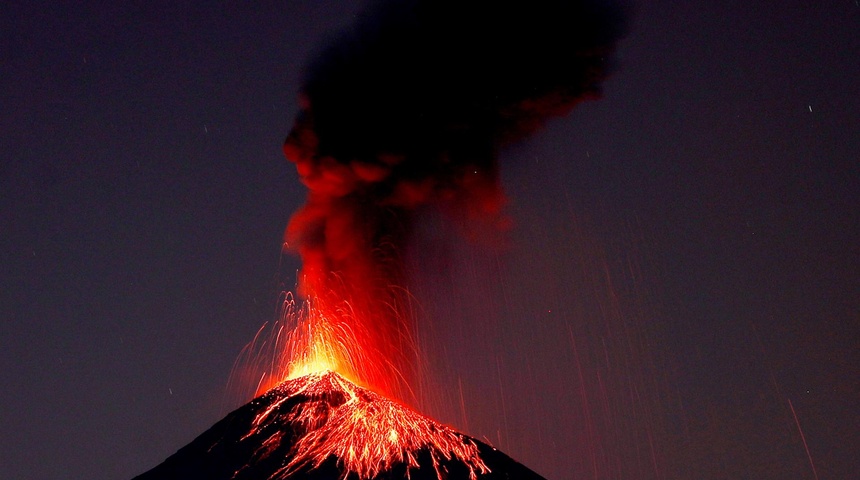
[133,371,547,480]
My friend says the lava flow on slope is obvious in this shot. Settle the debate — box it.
[133,371,547,480]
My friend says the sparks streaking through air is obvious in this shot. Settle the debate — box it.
[231,290,416,401]
[246,371,490,480]
[278,292,414,394]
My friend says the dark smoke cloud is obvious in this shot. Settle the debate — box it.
[282,0,627,397]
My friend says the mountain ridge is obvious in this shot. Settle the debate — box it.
[133,371,548,480]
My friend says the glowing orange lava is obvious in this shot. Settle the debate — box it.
[231,299,491,479]
[252,371,490,480]
[244,291,416,403]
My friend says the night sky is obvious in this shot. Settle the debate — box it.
[2,2,858,480]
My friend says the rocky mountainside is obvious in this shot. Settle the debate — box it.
[133,371,548,480]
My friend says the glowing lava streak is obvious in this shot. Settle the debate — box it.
[247,292,416,403]
[283,298,359,382]
[251,371,490,480]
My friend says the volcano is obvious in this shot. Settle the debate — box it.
[133,371,547,480]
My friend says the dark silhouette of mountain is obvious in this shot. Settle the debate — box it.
[133,371,547,480]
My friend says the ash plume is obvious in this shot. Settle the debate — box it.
[282,0,627,397]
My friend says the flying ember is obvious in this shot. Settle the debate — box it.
[244,290,417,401]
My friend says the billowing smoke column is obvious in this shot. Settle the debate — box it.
[282,0,627,400]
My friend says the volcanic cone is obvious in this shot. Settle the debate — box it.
[134,371,547,480]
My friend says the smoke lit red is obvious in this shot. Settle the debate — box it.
[267,0,626,403]
[237,0,626,477]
